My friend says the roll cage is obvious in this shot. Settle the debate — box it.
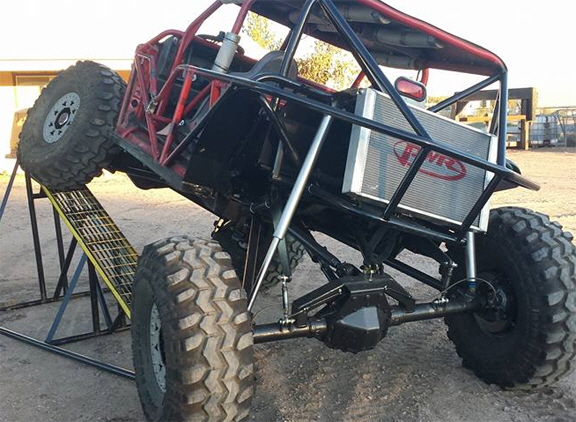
[113,0,539,246]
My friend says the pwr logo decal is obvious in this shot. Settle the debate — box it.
[393,141,467,181]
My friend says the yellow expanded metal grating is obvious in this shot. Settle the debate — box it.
[42,186,136,318]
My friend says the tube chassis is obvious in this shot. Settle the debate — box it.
[110,0,540,341]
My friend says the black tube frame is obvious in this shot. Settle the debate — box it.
[113,1,535,318]
[251,0,518,296]
[121,1,534,244]
[152,64,536,202]
[25,174,48,301]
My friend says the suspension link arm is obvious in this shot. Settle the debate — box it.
[248,114,334,311]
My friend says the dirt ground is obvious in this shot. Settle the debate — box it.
[0,147,575,422]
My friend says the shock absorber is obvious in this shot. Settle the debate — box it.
[212,32,241,73]
[465,231,477,293]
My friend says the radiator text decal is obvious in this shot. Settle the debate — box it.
[393,141,467,181]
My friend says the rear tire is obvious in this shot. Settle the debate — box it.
[212,220,305,291]
[18,61,125,190]
[132,236,254,421]
[446,207,576,389]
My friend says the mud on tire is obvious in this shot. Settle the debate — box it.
[446,207,576,389]
[17,61,125,190]
[131,236,254,421]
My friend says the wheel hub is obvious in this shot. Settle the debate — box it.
[42,92,81,144]
[473,272,516,335]
[149,304,166,393]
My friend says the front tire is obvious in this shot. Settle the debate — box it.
[18,61,125,190]
[132,236,255,421]
[446,207,576,389]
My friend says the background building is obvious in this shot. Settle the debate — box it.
[0,59,131,171]
[0,0,222,173]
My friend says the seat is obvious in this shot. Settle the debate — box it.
[232,51,299,80]
[185,51,299,126]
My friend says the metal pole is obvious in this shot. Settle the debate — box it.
[319,0,428,137]
[389,298,480,325]
[45,254,87,343]
[25,174,47,301]
[280,0,318,77]
[0,290,93,312]
[248,115,334,311]
[53,208,66,276]
[88,263,101,334]
[457,176,502,236]
[251,296,480,344]
[0,326,135,380]
[497,72,509,165]
[428,74,500,114]
[95,276,113,328]
[48,327,130,346]
[385,258,444,291]
[382,147,429,220]
[0,159,19,225]
[253,319,327,343]
[53,239,78,298]
[242,217,263,296]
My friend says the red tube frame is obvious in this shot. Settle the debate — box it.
[116,0,259,170]
[115,0,507,175]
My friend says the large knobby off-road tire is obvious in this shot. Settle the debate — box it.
[18,61,125,190]
[131,236,255,421]
[446,207,576,389]
[212,221,306,291]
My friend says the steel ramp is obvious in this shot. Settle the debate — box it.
[42,186,136,318]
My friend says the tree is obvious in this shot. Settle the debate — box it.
[244,12,282,51]
[243,12,359,90]
[474,99,490,117]
[427,95,448,105]
[296,41,359,90]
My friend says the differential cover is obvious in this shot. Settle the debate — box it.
[321,277,392,353]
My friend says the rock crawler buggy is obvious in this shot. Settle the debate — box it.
[18,0,576,421]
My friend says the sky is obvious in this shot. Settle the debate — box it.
[1,0,574,106]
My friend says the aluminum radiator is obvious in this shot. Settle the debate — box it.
[343,88,497,232]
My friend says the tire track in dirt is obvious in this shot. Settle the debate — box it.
[249,314,576,422]
[503,388,576,422]
[2,151,576,421]
[249,318,452,421]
